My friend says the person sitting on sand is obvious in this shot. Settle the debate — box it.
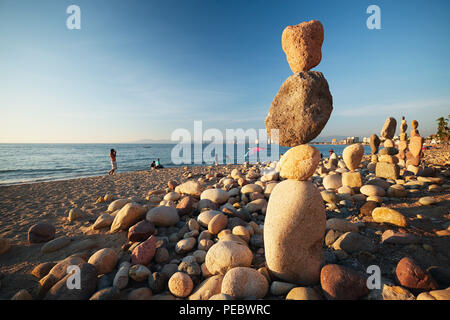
[109,149,117,175]
[150,161,156,170]
[155,158,164,169]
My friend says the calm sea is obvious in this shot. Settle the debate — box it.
[0,144,371,185]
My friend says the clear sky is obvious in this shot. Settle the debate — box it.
[0,0,449,143]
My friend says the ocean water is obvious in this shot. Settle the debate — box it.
[0,143,371,185]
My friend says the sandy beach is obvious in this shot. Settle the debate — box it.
[0,145,449,300]
[0,164,240,299]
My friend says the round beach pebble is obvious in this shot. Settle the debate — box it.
[419,196,438,206]
[240,184,263,194]
[31,262,57,279]
[176,196,194,215]
[175,181,203,197]
[129,264,151,282]
[372,207,408,227]
[323,174,342,190]
[278,144,321,181]
[320,190,339,204]
[360,185,386,197]
[93,213,114,230]
[205,241,253,275]
[342,144,364,171]
[41,236,71,254]
[28,223,55,244]
[221,267,269,299]
[200,188,229,205]
[88,248,118,275]
[131,235,156,265]
[164,192,181,201]
[68,208,83,222]
[197,210,221,227]
[168,272,194,298]
[110,202,147,232]
[107,199,130,212]
[286,287,322,300]
[128,220,156,242]
[281,20,324,73]
[188,275,224,300]
[175,237,197,254]
[146,206,179,227]
[320,264,369,300]
[395,257,438,290]
[208,213,228,235]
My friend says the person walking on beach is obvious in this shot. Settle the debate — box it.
[109,149,117,175]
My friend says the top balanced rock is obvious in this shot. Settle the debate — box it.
[282,20,324,73]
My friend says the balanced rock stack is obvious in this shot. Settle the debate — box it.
[380,117,397,148]
[265,20,333,147]
[397,116,408,165]
[264,20,332,285]
[341,144,364,188]
[406,120,424,166]
[376,117,400,180]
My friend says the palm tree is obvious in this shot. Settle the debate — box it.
[436,116,449,143]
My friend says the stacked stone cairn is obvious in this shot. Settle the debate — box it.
[368,134,381,172]
[398,116,408,165]
[376,117,400,180]
[263,20,333,285]
[406,120,424,166]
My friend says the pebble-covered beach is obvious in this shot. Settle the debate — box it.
[0,145,449,300]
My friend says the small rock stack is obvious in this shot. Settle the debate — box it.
[264,20,333,285]
[406,120,424,166]
[368,134,381,172]
[376,117,400,180]
[341,144,364,188]
[398,116,408,165]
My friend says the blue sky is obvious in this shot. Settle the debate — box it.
[0,0,449,143]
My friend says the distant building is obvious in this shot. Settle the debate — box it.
[331,138,337,144]
[342,136,360,144]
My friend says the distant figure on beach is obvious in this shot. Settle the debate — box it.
[150,161,156,170]
[109,149,117,175]
[154,158,164,169]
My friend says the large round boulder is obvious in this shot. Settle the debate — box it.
[264,180,325,285]
[265,71,333,147]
